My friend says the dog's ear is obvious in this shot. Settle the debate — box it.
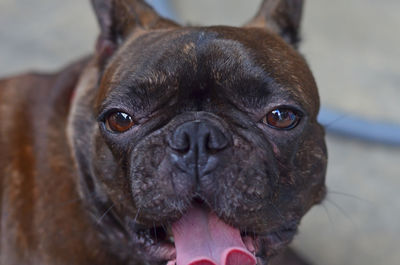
[245,0,303,48]
[91,0,178,64]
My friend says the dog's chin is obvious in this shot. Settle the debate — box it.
[125,201,298,265]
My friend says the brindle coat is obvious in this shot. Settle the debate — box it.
[0,1,327,264]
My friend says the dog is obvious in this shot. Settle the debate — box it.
[0,0,327,264]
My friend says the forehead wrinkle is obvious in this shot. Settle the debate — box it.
[201,26,318,114]
[196,37,275,108]
[99,85,152,117]
[193,32,313,114]
[102,69,180,115]
[99,33,201,114]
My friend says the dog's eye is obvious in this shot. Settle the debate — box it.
[262,108,301,130]
[105,111,135,133]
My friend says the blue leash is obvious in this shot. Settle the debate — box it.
[318,108,400,146]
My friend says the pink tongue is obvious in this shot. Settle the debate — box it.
[171,205,257,265]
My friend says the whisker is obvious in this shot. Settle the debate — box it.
[269,203,285,221]
[320,203,335,228]
[325,198,357,227]
[134,207,141,223]
[96,204,115,225]
[153,222,158,243]
[161,223,168,234]
[328,189,372,204]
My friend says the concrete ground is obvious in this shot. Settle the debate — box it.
[1,1,399,265]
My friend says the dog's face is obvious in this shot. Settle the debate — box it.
[69,1,327,264]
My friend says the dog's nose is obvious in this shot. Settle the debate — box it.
[168,120,229,176]
[169,121,228,154]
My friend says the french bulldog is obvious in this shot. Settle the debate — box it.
[0,0,327,264]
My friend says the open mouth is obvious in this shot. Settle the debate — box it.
[130,201,298,265]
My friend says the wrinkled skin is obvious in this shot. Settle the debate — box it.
[0,1,327,265]
[70,25,327,265]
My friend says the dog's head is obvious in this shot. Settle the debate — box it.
[68,0,327,264]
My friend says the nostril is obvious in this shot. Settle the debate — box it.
[168,120,230,157]
[206,129,228,152]
[169,130,191,153]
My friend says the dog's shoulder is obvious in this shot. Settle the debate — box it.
[0,57,118,265]
[0,57,90,182]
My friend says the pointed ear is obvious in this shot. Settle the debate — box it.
[245,0,304,48]
[91,0,178,64]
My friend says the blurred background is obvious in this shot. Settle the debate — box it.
[0,0,399,264]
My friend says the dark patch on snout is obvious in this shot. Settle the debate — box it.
[167,119,231,190]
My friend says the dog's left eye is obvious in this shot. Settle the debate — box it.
[105,111,135,133]
[262,108,301,130]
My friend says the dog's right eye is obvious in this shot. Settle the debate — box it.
[105,111,135,133]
